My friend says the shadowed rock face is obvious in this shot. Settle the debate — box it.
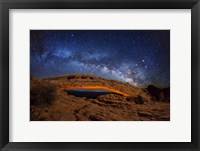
[30,74,170,121]
[146,85,170,102]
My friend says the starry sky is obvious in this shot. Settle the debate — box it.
[30,30,170,88]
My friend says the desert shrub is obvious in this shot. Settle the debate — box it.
[30,80,57,105]
[67,75,75,79]
[80,75,87,79]
[134,95,144,104]
[126,95,144,104]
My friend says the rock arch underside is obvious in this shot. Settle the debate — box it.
[47,74,150,98]
[30,74,170,121]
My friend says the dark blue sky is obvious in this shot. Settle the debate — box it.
[30,30,170,88]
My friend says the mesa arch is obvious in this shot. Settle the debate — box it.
[59,85,130,97]
[44,74,151,100]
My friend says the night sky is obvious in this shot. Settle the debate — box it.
[30,30,170,88]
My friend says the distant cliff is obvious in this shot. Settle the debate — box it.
[146,85,170,102]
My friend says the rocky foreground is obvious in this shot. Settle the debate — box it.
[30,74,170,121]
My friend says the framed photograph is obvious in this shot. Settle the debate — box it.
[0,0,199,150]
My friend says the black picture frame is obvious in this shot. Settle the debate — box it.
[0,0,199,150]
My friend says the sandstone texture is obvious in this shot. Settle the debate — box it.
[30,74,170,121]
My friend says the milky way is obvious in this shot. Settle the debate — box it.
[30,30,170,88]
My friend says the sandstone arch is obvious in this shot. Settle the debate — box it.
[44,74,151,100]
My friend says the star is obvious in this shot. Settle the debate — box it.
[30,30,170,88]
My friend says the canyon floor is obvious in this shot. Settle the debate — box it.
[30,74,170,121]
